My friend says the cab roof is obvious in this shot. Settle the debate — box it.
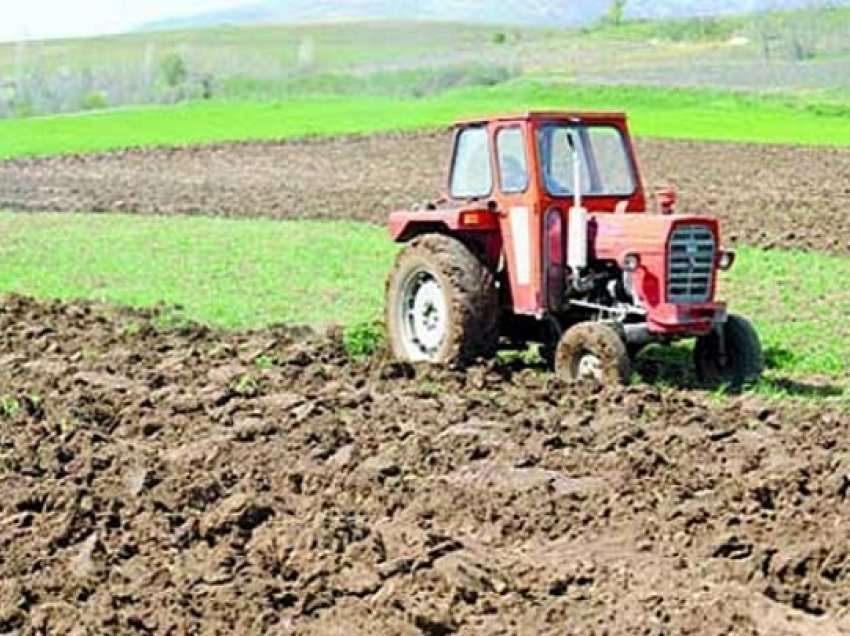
[453,111,628,127]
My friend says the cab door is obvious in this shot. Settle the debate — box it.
[491,123,545,316]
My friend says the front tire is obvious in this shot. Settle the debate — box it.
[555,322,631,385]
[385,234,498,366]
[694,314,763,389]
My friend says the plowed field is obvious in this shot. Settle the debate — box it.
[1,296,849,635]
[2,130,850,634]
[2,132,850,253]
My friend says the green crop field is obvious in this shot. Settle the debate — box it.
[2,81,850,159]
[0,211,847,398]
[0,213,389,329]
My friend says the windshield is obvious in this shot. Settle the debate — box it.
[537,124,636,197]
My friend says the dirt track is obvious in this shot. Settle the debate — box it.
[1,296,849,635]
[3,132,850,253]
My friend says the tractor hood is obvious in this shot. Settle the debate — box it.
[589,212,721,268]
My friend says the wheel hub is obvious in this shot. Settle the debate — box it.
[399,270,447,361]
[577,353,604,382]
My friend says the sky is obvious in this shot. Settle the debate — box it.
[0,0,249,42]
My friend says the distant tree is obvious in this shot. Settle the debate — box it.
[160,53,187,88]
[605,0,627,27]
[200,75,214,100]
[753,0,830,64]
[752,1,784,63]
[793,0,834,61]
[297,36,315,71]
[492,32,507,45]
[143,43,156,90]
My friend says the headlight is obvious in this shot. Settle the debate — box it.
[718,250,736,271]
[623,253,641,273]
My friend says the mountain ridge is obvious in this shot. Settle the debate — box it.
[143,0,848,31]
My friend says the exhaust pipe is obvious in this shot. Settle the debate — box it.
[567,128,588,276]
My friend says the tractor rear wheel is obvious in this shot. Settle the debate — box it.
[694,314,763,389]
[555,322,631,384]
[385,233,498,366]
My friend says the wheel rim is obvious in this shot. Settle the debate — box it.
[575,352,604,382]
[398,268,448,362]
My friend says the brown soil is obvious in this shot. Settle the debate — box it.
[1,295,849,635]
[2,132,850,253]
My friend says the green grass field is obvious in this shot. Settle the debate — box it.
[0,213,388,328]
[0,211,847,393]
[724,248,850,378]
[3,81,850,159]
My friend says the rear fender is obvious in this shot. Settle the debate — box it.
[388,206,502,268]
[389,206,498,241]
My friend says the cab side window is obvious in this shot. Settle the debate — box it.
[496,127,528,194]
[450,127,492,199]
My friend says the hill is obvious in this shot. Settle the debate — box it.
[144,1,609,29]
[144,0,849,30]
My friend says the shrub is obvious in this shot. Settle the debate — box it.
[231,373,260,397]
[651,16,738,43]
[150,306,193,334]
[343,321,385,359]
[0,395,21,419]
[492,32,508,45]
[409,64,518,98]
[11,96,34,118]
[81,90,108,111]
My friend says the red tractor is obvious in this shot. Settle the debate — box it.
[385,112,762,387]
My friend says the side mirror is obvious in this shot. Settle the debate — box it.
[655,184,677,215]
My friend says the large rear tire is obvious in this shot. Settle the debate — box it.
[385,234,499,366]
[694,314,763,389]
[555,322,631,385]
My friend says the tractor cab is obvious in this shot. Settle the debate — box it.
[386,112,762,388]
[448,112,646,211]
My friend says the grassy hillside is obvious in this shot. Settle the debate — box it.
[5,9,850,118]
[0,21,510,76]
[2,81,849,159]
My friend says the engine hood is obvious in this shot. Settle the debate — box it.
[589,212,721,267]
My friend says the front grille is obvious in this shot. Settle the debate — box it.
[667,224,715,303]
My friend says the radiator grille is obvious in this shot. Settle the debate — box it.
[667,225,715,303]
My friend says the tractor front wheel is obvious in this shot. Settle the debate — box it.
[694,314,763,389]
[385,233,498,366]
[555,322,631,384]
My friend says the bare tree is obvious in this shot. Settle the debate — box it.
[790,0,820,60]
[753,0,834,64]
